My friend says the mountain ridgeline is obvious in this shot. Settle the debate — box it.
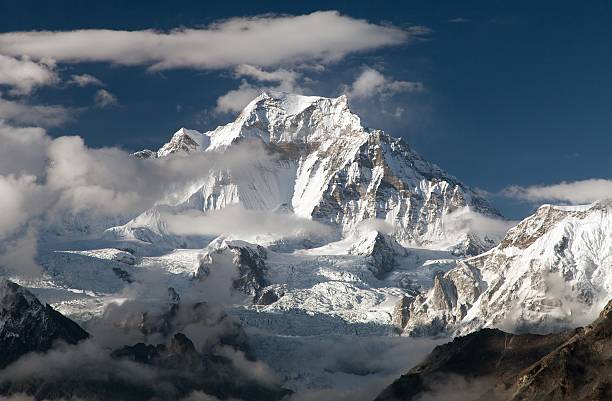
[375,298,612,401]
[124,91,501,255]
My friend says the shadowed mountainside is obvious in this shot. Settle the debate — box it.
[375,299,612,401]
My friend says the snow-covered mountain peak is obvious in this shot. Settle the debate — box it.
[0,280,90,369]
[123,91,502,252]
[0,279,39,309]
[206,91,362,151]
[244,90,339,116]
[403,199,612,336]
[498,199,612,251]
[157,127,210,157]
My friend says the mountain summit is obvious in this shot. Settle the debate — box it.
[402,200,612,336]
[0,280,89,368]
[126,91,501,253]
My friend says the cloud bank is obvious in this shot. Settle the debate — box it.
[442,207,515,242]
[0,12,410,71]
[68,73,104,87]
[503,179,612,204]
[0,120,275,276]
[163,207,333,241]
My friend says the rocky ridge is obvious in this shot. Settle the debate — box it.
[401,200,612,336]
[375,298,612,401]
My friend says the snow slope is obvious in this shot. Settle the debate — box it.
[403,200,612,336]
[120,91,501,254]
[6,91,611,396]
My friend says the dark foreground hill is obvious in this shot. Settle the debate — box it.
[0,280,289,401]
[375,299,612,401]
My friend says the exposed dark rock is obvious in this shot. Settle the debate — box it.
[0,281,289,401]
[0,279,89,369]
[255,286,285,306]
[392,296,412,332]
[349,231,406,279]
[374,299,612,401]
[112,267,133,283]
[131,149,157,159]
[197,239,270,301]
[109,332,291,401]
[229,242,268,296]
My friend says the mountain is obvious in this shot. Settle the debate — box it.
[196,238,269,301]
[374,298,612,401]
[134,128,211,159]
[0,279,89,369]
[25,92,509,344]
[120,91,501,254]
[0,281,288,401]
[402,200,612,336]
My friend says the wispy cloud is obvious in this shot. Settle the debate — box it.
[68,73,104,87]
[0,96,74,126]
[94,89,118,108]
[502,179,612,204]
[449,17,470,23]
[215,65,303,113]
[163,206,333,241]
[345,67,424,100]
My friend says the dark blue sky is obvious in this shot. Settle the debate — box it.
[1,0,610,218]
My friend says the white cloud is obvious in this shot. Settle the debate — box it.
[406,25,433,36]
[270,335,442,401]
[94,89,118,108]
[68,73,104,87]
[215,82,263,114]
[0,12,410,71]
[0,228,42,278]
[0,120,278,276]
[443,207,516,242]
[449,18,470,23]
[0,55,58,95]
[0,123,50,176]
[215,65,302,113]
[346,67,423,100]
[0,120,275,236]
[0,96,73,126]
[0,175,40,239]
[234,64,300,84]
[163,206,332,241]
[503,179,612,204]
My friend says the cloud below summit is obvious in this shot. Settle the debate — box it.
[502,179,612,204]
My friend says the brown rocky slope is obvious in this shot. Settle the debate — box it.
[375,299,612,401]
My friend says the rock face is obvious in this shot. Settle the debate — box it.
[0,279,89,368]
[509,299,612,401]
[108,333,291,401]
[88,283,251,355]
[197,238,269,299]
[120,91,501,253]
[402,201,612,336]
[133,127,211,159]
[0,281,288,401]
[349,230,406,278]
[1,331,289,401]
[375,298,612,401]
